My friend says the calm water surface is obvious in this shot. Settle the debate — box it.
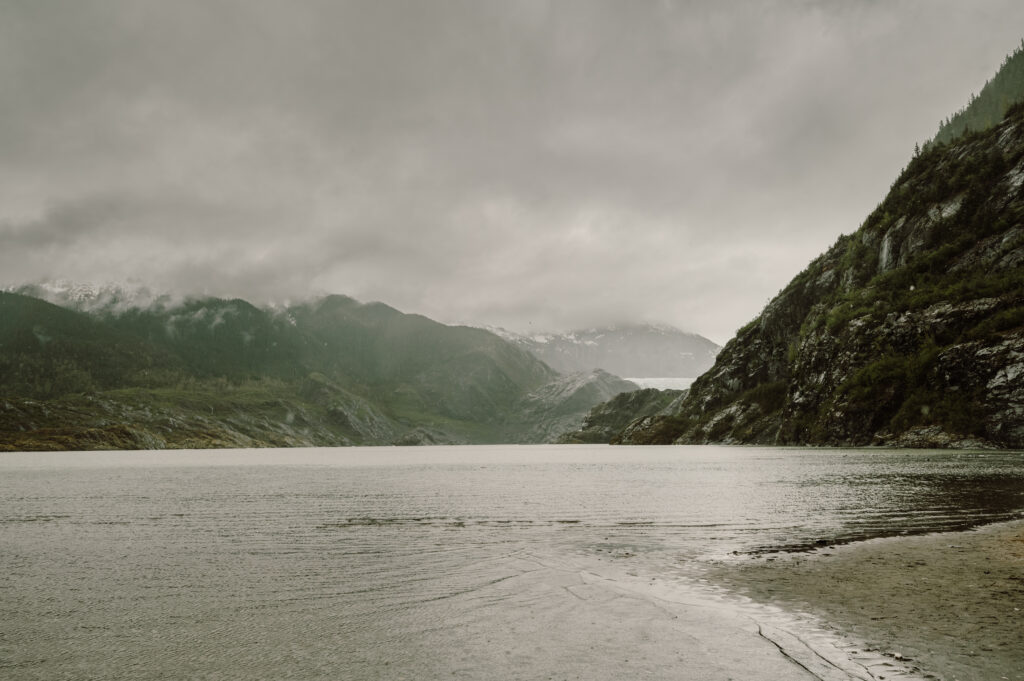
[2,445,1023,680]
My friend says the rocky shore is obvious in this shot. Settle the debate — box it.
[703,521,1024,681]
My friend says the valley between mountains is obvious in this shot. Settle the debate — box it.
[6,44,1024,452]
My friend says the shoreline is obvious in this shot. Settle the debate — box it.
[701,519,1024,681]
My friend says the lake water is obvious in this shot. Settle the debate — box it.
[3,445,1024,680]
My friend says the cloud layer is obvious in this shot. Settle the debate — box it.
[3,0,1023,342]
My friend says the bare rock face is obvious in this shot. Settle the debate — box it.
[620,105,1024,448]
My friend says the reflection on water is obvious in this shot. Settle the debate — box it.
[2,445,1023,680]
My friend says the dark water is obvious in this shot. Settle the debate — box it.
[2,445,1023,680]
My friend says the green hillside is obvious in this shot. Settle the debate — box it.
[0,291,630,450]
[0,293,184,396]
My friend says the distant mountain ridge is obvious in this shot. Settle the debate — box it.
[0,290,639,450]
[487,324,720,378]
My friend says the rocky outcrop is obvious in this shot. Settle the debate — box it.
[620,104,1024,448]
[558,388,684,444]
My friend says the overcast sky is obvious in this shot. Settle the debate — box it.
[2,1,1023,343]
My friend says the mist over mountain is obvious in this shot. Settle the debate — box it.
[488,325,720,379]
[6,9,1024,453]
[11,280,176,315]
[6,4,1024,346]
[0,290,639,450]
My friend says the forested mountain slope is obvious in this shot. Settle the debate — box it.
[620,103,1024,448]
[932,40,1024,147]
[0,292,635,449]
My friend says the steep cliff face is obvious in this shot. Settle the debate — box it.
[621,104,1024,448]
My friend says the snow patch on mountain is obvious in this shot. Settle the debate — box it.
[9,279,178,315]
[483,323,720,378]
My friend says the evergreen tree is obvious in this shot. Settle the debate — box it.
[929,39,1024,147]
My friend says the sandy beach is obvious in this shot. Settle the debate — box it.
[702,520,1024,681]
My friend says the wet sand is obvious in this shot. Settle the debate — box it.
[702,520,1024,681]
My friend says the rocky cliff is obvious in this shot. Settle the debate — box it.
[619,103,1024,449]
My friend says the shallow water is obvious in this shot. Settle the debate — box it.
[2,445,1023,680]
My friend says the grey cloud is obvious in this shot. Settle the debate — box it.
[4,1,1024,343]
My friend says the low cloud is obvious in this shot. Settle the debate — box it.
[3,1,1024,343]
